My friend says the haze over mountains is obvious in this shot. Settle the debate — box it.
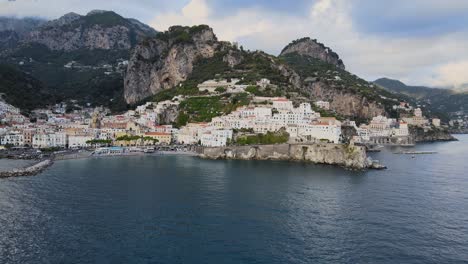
[375,78,468,115]
[0,10,465,121]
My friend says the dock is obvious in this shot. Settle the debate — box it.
[394,151,437,155]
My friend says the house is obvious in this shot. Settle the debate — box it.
[315,101,330,110]
[272,98,293,111]
[0,131,24,146]
[144,132,172,145]
[256,78,270,88]
[32,132,67,148]
[200,129,233,147]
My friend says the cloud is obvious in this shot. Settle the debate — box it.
[2,0,467,88]
[427,61,468,88]
[0,0,184,21]
[150,0,468,88]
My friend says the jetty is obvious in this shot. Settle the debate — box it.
[394,151,437,155]
[0,159,53,178]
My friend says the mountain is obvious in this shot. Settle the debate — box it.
[24,10,157,51]
[0,10,157,112]
[0,64,53,112]
[0,17,45,50]
[125,25,407,121]
[280,37,345,70]
[375,78,468,115]
[0,16,45,34]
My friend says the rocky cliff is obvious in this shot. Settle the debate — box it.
[23,10,157,51]
[200,143,375,169]
[280,37,345,69]
[124,25,221,104]
[409,126,457,142]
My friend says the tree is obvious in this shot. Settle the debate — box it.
[215,87,226,93]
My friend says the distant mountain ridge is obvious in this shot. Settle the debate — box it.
[374,77,468,114]
[0,10,158,112]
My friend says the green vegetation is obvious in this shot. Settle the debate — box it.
[0,64,54,113]
[235,131,289,145]
[12,43,130,65]
[86,139,112,146]
[155,25,211,45]
[175,93,251,127]
[280,53,409,117]
[115,135,141,141]
[82,11,128,28]
[215,87,226,93]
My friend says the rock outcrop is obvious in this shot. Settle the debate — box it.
[409,126,457,142]
[22,10,157,51]
[280,37,345,69]
[200,143,376,170]
[124,25,220,104]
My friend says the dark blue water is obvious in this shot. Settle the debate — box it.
[1,136,467,263]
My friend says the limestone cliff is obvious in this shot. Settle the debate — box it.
[200,143,373,169]
[124,25,220,104]
[23,10,156,51]
[280,37,345,69]
[124,27,403,120]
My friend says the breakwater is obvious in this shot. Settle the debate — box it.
[0,159,53,178]
[200,143,383,169]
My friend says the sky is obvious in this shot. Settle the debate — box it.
[1,0,468,88]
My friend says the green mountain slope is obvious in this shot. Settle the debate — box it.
[0,64,54,112]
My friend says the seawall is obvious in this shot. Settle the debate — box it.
[200,143,376,169]
[0,159,53,178]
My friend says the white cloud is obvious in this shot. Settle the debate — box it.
[427,60,468,88]
[149,0,468,88]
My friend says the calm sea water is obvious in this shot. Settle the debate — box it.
[1,135,467,264]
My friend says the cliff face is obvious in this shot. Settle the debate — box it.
[23,11,156,51]
[124,25,219,104]
[201,143,372,169]
[280,37,345,69]
[409,126,457,142]
[306,82,385,118]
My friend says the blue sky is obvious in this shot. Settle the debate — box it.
[1,0,468,88]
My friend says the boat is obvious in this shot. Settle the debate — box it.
[144,147,155,153]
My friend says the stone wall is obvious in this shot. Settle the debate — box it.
[200,143,371,169]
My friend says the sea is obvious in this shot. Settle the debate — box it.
[1,135,467,263]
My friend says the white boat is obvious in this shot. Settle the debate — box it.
[144,147,155,153]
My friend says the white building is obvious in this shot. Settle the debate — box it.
[68,135,94,148]
[297,123,341,143]
[0,131,24,146]
[197,79,240,93]
[200,129,233,147]
[32,132,67,148]
[432,118,441,127]
[272,98,293,111]
[315,101,330,110]
[256,78,270,88]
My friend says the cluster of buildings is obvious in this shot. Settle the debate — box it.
[352,107,441,145]
[1,75,449,150]
[204,97,341,144]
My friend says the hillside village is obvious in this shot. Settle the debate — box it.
[1,76,453,153]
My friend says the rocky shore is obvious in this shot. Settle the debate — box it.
[409,126,457,143]
[200,143,384,170]
[0,159,53,178]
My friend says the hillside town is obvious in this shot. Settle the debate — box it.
[0,77,457,154]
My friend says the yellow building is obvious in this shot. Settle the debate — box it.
[144,132,172,145]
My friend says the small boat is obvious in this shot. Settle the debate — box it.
[144,147,155,153]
